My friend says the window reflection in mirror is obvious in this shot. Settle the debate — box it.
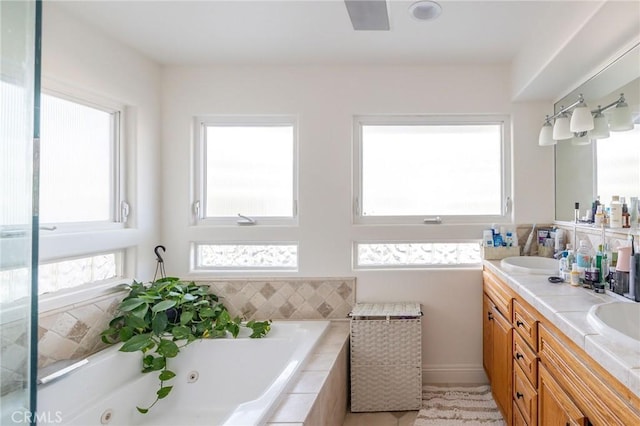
[555,43,640,222]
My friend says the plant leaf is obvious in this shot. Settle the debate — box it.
[152,311,168,336]
[131,303,149,318]
[119,298,146,312]
[158,370,176,381]
[151,300,176,313]
[157,386,173,399]
[171,325,191,340]
[179,311,194,325]
[136,407,149,414]
[119,333,154,352]
[199,306,215,318]
[125,314,147,330]
[151,356,166,371]
[157,339,179,358]
[119,326,134,342]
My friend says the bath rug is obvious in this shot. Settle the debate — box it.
[413,385,506,426]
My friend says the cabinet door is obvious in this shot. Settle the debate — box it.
[491,304,513,423]
[483,293,493,380]
[539,364,586,426]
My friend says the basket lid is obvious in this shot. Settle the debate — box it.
[349,302,422,318]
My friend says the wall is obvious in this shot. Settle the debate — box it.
[161,65,553,382]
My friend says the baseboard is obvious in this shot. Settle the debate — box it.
[422,364,488,385]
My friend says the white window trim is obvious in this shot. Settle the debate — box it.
[40,83,127,232]
[352,114,512,225]
[192,115,299,227]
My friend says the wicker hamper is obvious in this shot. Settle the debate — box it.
[349,302,422,412]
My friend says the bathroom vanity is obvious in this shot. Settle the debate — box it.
[482,261,640,426]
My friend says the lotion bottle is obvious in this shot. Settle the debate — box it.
[610,196,623,228]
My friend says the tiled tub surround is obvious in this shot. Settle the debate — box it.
[483,260,640,399]
[267,321,350,425]
[1,278,355,397]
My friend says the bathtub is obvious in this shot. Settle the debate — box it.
[38,320,330,426]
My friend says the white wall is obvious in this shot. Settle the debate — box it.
[41,3,162,279]
[161,65,553,382]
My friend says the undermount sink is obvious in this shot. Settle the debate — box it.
[587,302,640,346]
[500,256,559,275]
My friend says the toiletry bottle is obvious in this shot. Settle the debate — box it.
[594,205,605,227]
[610,196,623,228]
[559,251,569,281]
[576,240,592,269]
[574,202,580,223]
[570,263,581,286]
[622,200,631,228]
[593,246,604,293]
[591,196,600,224]
[629,197,638,229]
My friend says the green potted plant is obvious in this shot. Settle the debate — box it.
[101,277,271,413]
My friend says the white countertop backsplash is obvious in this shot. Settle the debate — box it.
[483,260,640,399]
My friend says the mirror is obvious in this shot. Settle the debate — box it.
[554,43,640,222]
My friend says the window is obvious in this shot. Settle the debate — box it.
[596,124,639,204]
[194,116,298,224]
[1,251,123,304]
[193,243,298,271]
[40,92,124,227]
[354,115,510,224]
[355,242,481,269]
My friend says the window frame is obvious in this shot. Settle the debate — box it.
[193,115,299,226]
[39,87,127,232]
[353,114,512,225]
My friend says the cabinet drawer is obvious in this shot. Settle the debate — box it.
[513,331,538,387]
[513,299,538,351]
[483,271,513,320]
[514,362,537,426]
[513,401,528,426]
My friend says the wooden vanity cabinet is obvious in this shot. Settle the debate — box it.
[483,272,513,423]
[484,266,640,426]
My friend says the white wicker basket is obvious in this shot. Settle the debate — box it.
[349,303,422,412]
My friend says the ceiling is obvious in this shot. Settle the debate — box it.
[53,0,588,67]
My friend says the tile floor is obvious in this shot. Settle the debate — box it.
[343,410,418,426]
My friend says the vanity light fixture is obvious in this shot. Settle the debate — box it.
[609,94,634,131]
[538,116,555,146]
[589,108,610,139]
[539,92,634,146]
[552,111,573,140]
[569,95,594,133]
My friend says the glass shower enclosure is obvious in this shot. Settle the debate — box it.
[1,0,40,423]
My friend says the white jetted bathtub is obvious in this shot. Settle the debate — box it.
[38,321,330,426]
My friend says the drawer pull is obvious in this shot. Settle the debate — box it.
[516,320,524,327]
[516,392,524,399]
[487,312,493,321]
[516,352,524,360]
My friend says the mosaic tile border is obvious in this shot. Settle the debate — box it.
[203,278,356,321]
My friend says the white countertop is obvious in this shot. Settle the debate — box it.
[483,260,640,399]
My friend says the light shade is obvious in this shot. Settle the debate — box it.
[609,101,634,131]
[552,113,573,140]
[538,121,555,146]
[569,101,594,133]
[589,111,610,139]
[571,132,591,145]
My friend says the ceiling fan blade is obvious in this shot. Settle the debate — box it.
[344,0,390,31]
